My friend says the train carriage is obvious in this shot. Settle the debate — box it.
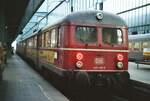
[129,33,150,61]
[17,11,130,87]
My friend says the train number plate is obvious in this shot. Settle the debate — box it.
[95,57,104,65]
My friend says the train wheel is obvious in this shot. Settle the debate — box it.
[118,72,130,87]
[75,72,91,89]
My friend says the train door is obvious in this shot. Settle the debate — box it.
[23,41,27,56]
[56,26,65,68]
[37,32,42,70]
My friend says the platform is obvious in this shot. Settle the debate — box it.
[129,62,150,84]
[0,55,69,101]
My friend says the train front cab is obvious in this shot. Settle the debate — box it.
[63,23,130,87]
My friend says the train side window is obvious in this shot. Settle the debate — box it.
[102,28,123,45]
[134,42,140,51]
[27,40,28,47]
[31,38,34,48]
[34,36,37,48]
[42,33,46,47]
[32,36,36,48]
[38,35,42,47]
[58,26,64,47]
[28,38,33,48]
[50,29,57,48]
[44,33,46,47]
[45,31,50,47]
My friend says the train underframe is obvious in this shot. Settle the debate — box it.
[63,70,130,88]
[40,62,130,90]
[17,53,130,90]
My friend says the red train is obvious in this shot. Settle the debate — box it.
[17,11,130,88]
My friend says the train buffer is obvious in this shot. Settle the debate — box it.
[135,60,150,69]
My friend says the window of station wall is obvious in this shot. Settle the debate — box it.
[129,43,133,51]
[142,42,148,49]
[102,28,123,45]
[133,42,140,51]
[76,26,97,43]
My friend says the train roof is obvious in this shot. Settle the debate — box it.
[19,11,127,42]
[62,10,127,26]
[129,33,150,42]
[44,10,127,30]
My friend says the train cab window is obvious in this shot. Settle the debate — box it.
[102,28,123,45]
[76,26,97,43]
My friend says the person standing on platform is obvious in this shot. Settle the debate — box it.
[2,43,7,64]
[0,42,5,81]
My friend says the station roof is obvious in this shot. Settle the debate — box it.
[129,33,150,42]
[1,0,44,43]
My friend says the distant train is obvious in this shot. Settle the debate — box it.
[129,33,150,61]
[17,11,130,88]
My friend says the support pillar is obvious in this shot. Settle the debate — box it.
[0,1,6,43]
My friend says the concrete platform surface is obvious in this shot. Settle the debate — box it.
[0,55,69,101]
[129,62,150,84]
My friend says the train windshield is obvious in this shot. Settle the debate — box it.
[76,26,97,43]
[102,28,123,45]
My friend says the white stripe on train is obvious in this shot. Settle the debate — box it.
[41,47,129,53]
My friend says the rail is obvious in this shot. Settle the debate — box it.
[18,54,150,101]
[61,79,150,101]
[129,80,150,101]
[135,60,150,69]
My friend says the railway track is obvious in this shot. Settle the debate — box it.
[105,80,150,101]
[129,80,150,101]
[62,79,150,101]
[18,57,150,101]
[34,69,150,101]
[39,70,150,101]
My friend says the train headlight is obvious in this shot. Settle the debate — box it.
[76,61,83,69]
[117,62,123,69]
[76,52,83,60]
[117,54,124,61]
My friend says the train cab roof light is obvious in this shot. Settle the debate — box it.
[96,12,103,20]
[117,54,124,61]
